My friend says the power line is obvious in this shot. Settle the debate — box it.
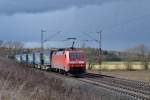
[44,31,62,42]
[104,13,150,32]
[81,32,98,42]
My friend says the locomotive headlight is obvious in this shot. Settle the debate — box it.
[69,64,73,67]
[78,61,84,64]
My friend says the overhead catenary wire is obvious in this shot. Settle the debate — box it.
[41,11,150,49]
[103,12,150,33]
[44,31,62,42]
[81,12,150,41]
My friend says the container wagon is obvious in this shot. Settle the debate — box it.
[33,52,41,68]
[21,54,28,64]
[41,51,51,70]
[32,51,51,70]
[15,55,21,63]
[27,53,34,65]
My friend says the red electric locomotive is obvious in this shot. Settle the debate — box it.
[51,49,86,75]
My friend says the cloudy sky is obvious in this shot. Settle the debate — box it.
[0,0,150,50]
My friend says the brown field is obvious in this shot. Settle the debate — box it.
[90,70,150,83]
[102,70,150,83]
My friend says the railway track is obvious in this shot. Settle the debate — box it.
[77,73,150,100]
[85,73,150,93]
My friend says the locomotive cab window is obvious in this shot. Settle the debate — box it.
[69,53,84,60]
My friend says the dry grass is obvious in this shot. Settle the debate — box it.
[0,58,98,100]
[0,58,133,100]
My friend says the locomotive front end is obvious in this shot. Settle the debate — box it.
[68,51,86,75]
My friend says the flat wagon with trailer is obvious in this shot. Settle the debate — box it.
[15,55,21,63]
[27,53,34,66]
[40,50,51,70]
[21,54,28,64]
[33,52,41,68]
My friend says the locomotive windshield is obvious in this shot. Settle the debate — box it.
[69,53,84,60]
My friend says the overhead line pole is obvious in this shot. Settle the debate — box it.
[41,30,46,51]
[41,29,46,65]
[97,30,102,74]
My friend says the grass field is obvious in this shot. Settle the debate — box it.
[89,61,150,70]
[102,61,144,65]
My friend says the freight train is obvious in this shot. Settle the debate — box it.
[15,49,86,76]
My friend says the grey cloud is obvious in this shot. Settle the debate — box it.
[0,0,121,15]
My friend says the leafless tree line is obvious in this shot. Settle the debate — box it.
[0,40,24,57]
[84,44,150,71]
[126,44,150,70]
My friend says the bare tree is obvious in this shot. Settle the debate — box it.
[13,41,24,54]
[128,44,149,70]
[137,44,149,70]
[0,40,3,47]
[2,41,24,57]
[126,44,149,70]
[13,41,24,49]
[2,41,13,55]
